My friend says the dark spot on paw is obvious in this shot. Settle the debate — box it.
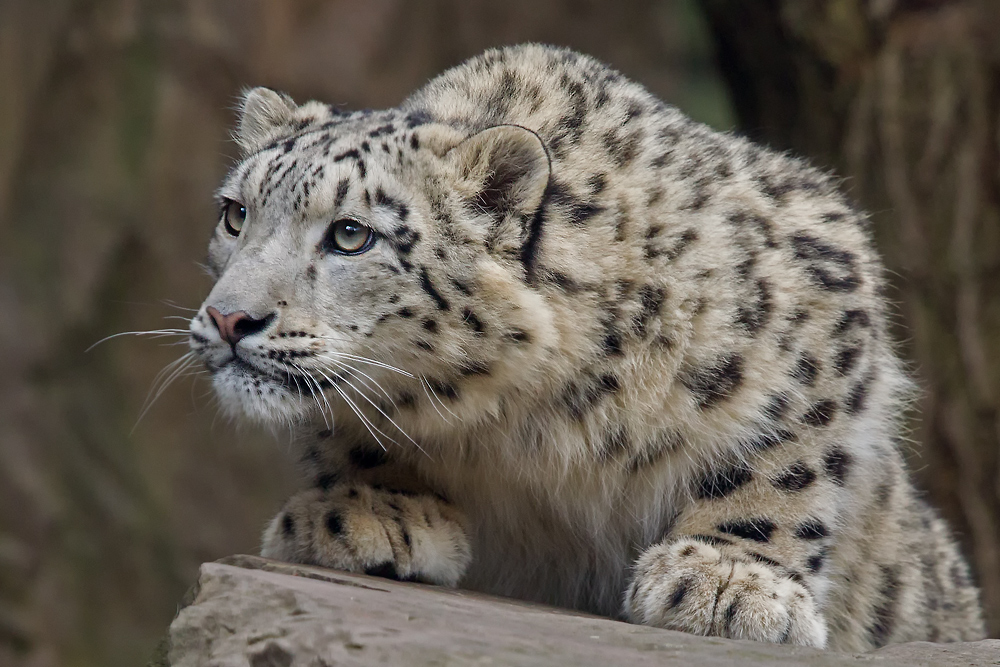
[689,534,734,547]
[364,561,417,582]
[325,512,343,535]
[364,561,400,579]
[748,552,783,569]
[778,621,793,644]
[723,599,739,632]
[667,577,694,609]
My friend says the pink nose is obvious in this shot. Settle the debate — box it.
[206,306,273,346]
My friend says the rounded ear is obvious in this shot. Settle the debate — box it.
[447,125,551,218]
[236,87,298,155]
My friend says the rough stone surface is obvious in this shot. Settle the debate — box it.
[156,555,1000,666]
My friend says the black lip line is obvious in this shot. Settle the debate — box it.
[224,355,344,390]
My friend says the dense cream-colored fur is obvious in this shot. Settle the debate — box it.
[189,44,985,650]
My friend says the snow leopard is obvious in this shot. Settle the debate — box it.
[187,44,985,650]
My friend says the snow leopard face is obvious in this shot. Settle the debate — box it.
[189,90,552,428]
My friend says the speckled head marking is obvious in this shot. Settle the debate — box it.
[190,92,555,428]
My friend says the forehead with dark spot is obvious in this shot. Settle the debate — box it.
[225,110,422,205]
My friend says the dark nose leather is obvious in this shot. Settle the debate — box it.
[206,306,274,346]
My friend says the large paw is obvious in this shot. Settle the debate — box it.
[261,485,471,586]
[625,537,827,647]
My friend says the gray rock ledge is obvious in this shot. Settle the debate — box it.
[153,554,999,666]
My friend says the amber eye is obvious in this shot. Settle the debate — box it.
[321,219,375,255]
[221,199,246,236]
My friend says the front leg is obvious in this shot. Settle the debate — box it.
[262,483,471,586]
[625,443,843,647]
[626,535,826,646]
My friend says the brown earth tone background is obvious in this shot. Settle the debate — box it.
[0,1,996,666]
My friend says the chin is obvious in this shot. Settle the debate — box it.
[211,363,309,425]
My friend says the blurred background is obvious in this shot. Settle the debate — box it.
[0,1,997,665]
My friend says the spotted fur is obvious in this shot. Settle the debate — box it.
[188,45,984,651]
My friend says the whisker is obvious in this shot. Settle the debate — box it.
[160,300,200,313]
[335,370,428,458]
[87,329,191,352]
[284,363,306,403]
[313,346,415,378]
[290,362,327,428]
[319,359,420,446]
[146,351,195,395]
[329,353,414,378]
[328,381,392,450]
[314,366,397,451]
[419,376,451,424]
[321,356,396,407]
[422,375,461,422]
[289,361,333,430]
[132,352,197,432]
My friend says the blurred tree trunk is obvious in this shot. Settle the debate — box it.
[700,0,1000,637]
